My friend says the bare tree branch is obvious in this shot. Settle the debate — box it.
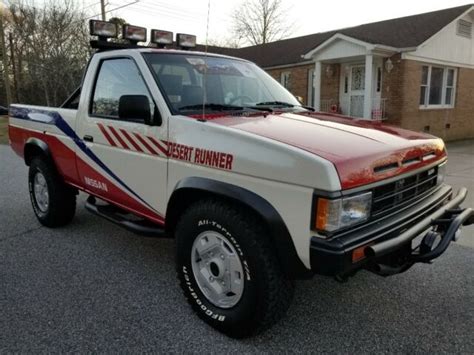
[230,0,294,46]
[3,0,90,106]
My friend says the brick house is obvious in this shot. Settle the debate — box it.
[211,4,474,141]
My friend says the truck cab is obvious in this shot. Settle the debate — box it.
[8,20,473,338]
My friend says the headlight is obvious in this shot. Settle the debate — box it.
[437,161,447,185]
[314,192,372,232]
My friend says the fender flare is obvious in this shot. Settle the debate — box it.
[24,137,53,165]
[167,176,311,279]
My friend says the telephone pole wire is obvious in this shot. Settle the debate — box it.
[100,0,106,20]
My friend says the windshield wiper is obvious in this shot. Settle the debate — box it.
[255,101,295,107]
[178,103,245,111]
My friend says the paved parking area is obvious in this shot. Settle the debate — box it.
[0,141,473,353]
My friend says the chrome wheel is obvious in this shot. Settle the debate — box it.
[33,172,49,213]
[191,231,244,308]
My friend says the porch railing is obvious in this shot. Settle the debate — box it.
[371,98,387,120]
[319,98,387,120]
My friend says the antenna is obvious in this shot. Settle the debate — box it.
[201,0,211,121]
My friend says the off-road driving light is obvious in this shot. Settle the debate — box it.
[151,29,173,45]
[123,24,147,43]
[315,192,372,232]
[177,33,196,48]
[89,20,118,38]
[437,162,447,185]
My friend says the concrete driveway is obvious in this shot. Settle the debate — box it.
[0,140,473,353]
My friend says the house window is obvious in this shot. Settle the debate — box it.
[376,67,382,92]
[280,71,291,89]
[419,65,457,108]
[457,19,472,38]
[351,66,365,91]
[307,69,315,106]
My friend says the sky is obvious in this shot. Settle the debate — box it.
[77,0,471,46]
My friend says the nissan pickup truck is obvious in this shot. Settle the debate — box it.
[8,21,474,338]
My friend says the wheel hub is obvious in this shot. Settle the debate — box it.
[33,172,49,213]
[191,231,244,308]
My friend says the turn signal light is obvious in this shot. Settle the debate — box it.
[352,245,367,263]
[315,198,329,230]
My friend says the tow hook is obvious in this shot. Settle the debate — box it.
[420,231,440,255]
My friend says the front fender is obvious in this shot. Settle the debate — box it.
[167,176,311,279]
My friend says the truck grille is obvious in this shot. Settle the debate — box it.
[371,166,438,217]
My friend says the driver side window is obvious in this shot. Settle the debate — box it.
[91,58,155,121]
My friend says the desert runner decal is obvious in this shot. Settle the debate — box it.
[167,142,234,171]
[96,123,235,171]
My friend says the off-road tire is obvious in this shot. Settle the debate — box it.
[176,199,294,338]
[28,157,76,227]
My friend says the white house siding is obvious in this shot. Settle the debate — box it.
[314,39,367,62]
[403,10,474,68]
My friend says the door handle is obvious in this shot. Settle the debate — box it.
[83,135,94,142]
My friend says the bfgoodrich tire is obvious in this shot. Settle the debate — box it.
[28,157,76,227]
[176,199,294,338]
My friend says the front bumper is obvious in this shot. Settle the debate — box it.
[310,185,473,277]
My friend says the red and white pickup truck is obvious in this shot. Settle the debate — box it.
[7,21,474,338]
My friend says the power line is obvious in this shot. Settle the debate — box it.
[110,0,230,25]
[84,0,139,20]
[121,3,203,19]
[82,1,101,11]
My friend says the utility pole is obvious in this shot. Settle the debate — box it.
[100,0,106,21]
[8,32,18,102]
[0,9,11,106]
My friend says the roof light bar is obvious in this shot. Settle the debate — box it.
[89,20,118,39]
[177,33,196,48]
[151,29,173,47]
[123,24,147,43]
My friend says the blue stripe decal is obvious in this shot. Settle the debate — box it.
[11,106,161,215]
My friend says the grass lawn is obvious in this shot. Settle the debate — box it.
[0,116,9,145]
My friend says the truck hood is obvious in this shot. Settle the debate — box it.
[199,112,446,189]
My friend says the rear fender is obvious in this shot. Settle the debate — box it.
[24,137,53,166]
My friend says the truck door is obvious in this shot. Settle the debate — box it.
[76,56,167,224]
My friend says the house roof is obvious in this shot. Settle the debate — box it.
[205,4,473,68]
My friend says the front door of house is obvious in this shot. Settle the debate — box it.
[349,65,365,117]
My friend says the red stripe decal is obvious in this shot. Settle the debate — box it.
[98,123,117,147]
[108,126,130,150]
[133,133,158,155]
[147,136,169,156]
[120,129,144,153]
[9,125,165,224]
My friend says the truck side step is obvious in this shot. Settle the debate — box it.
[85,196,168,238]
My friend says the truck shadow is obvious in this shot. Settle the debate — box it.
[59,203,474,353]
[5,193,469,352]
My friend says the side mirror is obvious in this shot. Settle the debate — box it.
[118,95,161,126]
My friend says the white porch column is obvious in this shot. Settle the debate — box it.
[313,61,322,111]
[363,54,373,119]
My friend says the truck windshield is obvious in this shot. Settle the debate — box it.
[142,53,303,114]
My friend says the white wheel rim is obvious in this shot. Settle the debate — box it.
[33,172,49,213]
[191,230,244,308]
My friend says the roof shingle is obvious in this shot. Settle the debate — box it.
[204,4,473,68]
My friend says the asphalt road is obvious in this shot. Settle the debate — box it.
[1,142,473,353]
